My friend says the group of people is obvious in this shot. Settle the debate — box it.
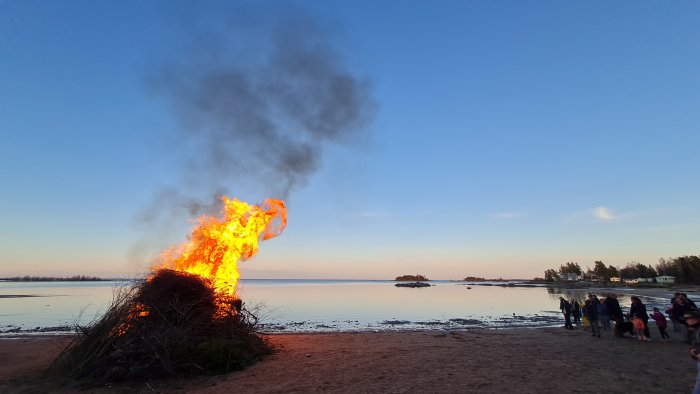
[559,291,700,393]
[669,292,700,342]
[557,292,692,342]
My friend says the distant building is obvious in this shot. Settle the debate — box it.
[610,277,621,283]
[561,273,580,281]
[656,275,675,284]
[583,270,604,282]
[625,278,653,284]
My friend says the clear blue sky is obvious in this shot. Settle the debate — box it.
[1,1,698,279]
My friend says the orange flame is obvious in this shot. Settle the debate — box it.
[158,196,287,297]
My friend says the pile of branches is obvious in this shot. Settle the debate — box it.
[51,269,270,384]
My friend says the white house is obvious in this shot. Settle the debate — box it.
[561,273,580,281]
[625,277,653,284]
[610,277,621,283]
[656,275,676,284]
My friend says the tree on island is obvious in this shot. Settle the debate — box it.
[463,276,486,281]
[1,275,107,282]
[394,274,429,281]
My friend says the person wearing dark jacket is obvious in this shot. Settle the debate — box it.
[597,298,611,330]
[559,297,573,330]
[682,293,698,309]
[605,293,625,337]
[585,295,600,338]
[673,296,695,343]
[629,296,650,339]
[673,296,693,326]
[571,299,582,326]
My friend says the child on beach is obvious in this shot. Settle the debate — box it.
[582,313,590,331]
[651,307,671,341]
[632,314,649,341]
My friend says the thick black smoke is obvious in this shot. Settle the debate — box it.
[155,8,375,203]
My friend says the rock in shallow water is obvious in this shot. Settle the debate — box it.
[394,282,431,288]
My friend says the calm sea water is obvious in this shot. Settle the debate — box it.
[0,279,675,335]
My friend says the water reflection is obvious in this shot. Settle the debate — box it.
[0,281,131,331]
[0,280,683,334]
[544,287,674,316]
[238,281,571,331]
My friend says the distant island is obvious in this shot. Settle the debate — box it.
[0,275,112,282]
[394,274,429,281]
[463,276,508,282]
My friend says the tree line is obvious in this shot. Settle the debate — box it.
[1,275,108,282]
[542,255,700,284]
[656,255,700,284]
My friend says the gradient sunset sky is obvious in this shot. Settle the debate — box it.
[1,1,698,279]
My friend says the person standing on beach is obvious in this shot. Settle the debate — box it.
[585,295,600,338]
[560,297,573,330]
[571,299,582,326]
[632,314,648,341]
[605,293,625,337]
[629,296,650,340]
[670,293,682,332]
[597,297,611,331]
[672,295,695,343]
[651,307,671,341]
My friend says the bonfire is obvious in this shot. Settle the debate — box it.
[52,197,287,383]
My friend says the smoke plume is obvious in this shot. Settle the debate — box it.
[154,7,375,203]
[130,5,374,266]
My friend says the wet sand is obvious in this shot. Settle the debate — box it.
[1,326,696,393]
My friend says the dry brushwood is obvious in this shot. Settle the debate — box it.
[50,269,270,384]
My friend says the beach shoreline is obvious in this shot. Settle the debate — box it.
[1,325,696,393]
[3,283,693,336]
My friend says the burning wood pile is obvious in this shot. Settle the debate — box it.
[51,197,286,383]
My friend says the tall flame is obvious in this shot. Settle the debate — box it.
[159,196,287,297]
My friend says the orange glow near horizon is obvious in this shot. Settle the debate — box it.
[158,196,287,297]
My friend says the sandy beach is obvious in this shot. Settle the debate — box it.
[1,325,697,394]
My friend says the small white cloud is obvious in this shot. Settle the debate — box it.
[490,211,524,220]
[562,206,625,222]
[591,206,616,221]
